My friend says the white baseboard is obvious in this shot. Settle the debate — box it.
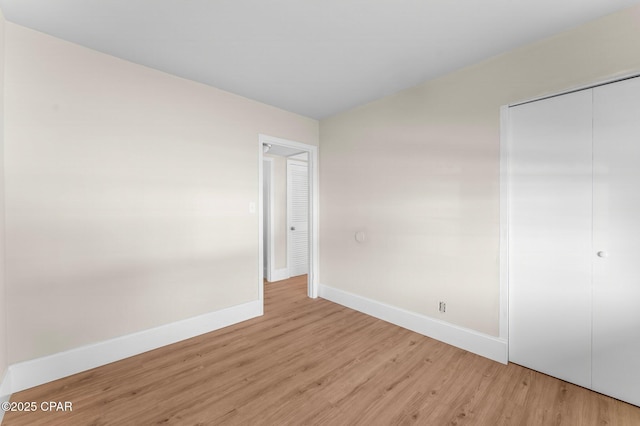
[319,284,507,364]
[268,268,290,282]
[0,368,11,398]
[0,368,12,424]
[8,299,262,394]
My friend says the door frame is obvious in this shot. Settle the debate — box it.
[499,105,510,351]
[262,157,274,282]
[258,134,319,304]
[500,72,640,362]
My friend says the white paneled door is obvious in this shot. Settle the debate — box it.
[508,76,640,407]
[592,77,640,407]
[508,90,594,389]
[287,159,309,277]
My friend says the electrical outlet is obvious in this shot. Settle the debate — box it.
[439,301,446,313]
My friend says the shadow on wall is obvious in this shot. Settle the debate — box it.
[7,247,257,364]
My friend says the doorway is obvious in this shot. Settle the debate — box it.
[258,134,318,306]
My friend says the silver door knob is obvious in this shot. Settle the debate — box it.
[597,251,608,258]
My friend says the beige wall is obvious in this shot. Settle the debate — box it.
[319,5,640,336]
[4,23,318,363]
[0,7,7,380]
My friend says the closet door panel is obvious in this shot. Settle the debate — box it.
[593,77,640,407]
[508,90,593,388]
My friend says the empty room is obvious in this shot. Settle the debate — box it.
[0,1,640,424]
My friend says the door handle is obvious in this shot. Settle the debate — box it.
[597,251,608,258]
[290,226,296,231]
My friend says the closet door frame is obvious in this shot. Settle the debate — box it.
[499,71,640,362]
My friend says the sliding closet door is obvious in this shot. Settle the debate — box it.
[592,77,640,406]
[508,90,593,388]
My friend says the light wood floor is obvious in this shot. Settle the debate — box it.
[4,275,640,425]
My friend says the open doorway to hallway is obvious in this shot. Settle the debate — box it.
[263,149,308,281]
[258,134,318,304]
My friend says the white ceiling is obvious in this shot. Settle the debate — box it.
[1,0,638,119]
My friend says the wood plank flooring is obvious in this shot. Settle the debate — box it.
[4,275,640,425]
